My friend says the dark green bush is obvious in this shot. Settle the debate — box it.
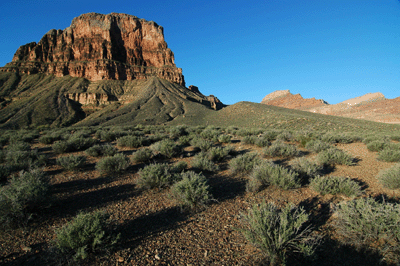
[333,198,400,263]
[170,171,211,210]
[229,152,262,176]
[95,153,130,175]
[38,132,63,144]
[190,137,213,152]
[57,155,86,171]
[117,135,144,148]
[242,135,256,145]
[276,131,293,141]
[378,164,400,189]
[136,163,179,189]
[207,146,234,162]
[316,148,355,166]
[263,140,301,158]
[0,169,49,228]
[55,211,119,261]
[218,134,231,143]
[310,176,361,197]
[366,140,388,152]
[377,148,400,162]
[53,137,97,154]
[150,139,182,158]
[169,125,187,139]
[240,202,319,265]
[191,152,220,172]
[131,148,153,163]
[305,140,332,153]
[247,161,301,192]
[289,157,322,180]
[85,144,117,157]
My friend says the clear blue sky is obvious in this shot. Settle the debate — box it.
[1,0,400,105]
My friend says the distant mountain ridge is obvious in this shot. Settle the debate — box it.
[261,90,400,123]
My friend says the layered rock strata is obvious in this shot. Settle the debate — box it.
[1,13,185,85]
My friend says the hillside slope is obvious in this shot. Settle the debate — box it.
[0,72,221,129]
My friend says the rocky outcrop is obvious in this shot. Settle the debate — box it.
[261,90,328,110]
[206,95,224,110]
[65,92,116,105]
[1,13,185,86]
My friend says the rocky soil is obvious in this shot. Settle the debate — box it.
[1,135,399,265]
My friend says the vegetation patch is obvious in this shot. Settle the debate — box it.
[229,152,262,176]
[310,176,361,197]
[95,153,130,175]
[316,147,355,166]
[378,164,400,189]
[54,211,119,261]
[333,198,400,264]
[0,169,49,228]
[240,202,320,265]
[247,161,301,192]
[170,171,211,210]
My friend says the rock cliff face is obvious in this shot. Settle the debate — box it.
[261,90,328,110]
[1,13,185,85]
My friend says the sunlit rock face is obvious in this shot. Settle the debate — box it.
[2,13,185,86]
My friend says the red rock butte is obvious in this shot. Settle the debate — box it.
[1,13,185,86]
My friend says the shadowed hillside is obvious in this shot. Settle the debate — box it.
[0,72,221,129]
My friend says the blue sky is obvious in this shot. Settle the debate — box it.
[1,0,400,105]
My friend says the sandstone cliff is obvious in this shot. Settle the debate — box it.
[261,90,328,110]
[1,13,184,85]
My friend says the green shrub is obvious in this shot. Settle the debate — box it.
[136,163,179,189]
[0,169,49,227]
[333,198,400,263]
[305,140,332,153]
[170,171,211,209]
[178,135,192,146]
[377,148,400,162]
[131,148,153,163]
[67,136,97,151]
[247,161,301,192]
[289,157,322,180]
[5,149,47,170]
[316,148,355,166]
[85,144,117,157]
[190,137,213,151]
[117,135,144,148]
[191,152,220,172]
[229,152,262,176]
[95,153,130,175]
[53,137,97,154]
[200,128,220,141]
[240,202,319,265]
[218,134,231,143]
[276,131,293,141]
[95,130,126,142]
[310,176,361,197]
[207,146,234,162]
[261,130,279,141]
[55,211,119,261]
[52,140,70,154]
[8,141,30,152]
[366,140,388,152]
[242,135,256,145]
[255,138,270,148]
[321,132,361,144]
[150,139,182,158]
[57,155,86,171]
[171,161,188,173]
[38,132,63,144]
[378,164,400,189]
[169,125,187,139]
[263,140,301,158]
